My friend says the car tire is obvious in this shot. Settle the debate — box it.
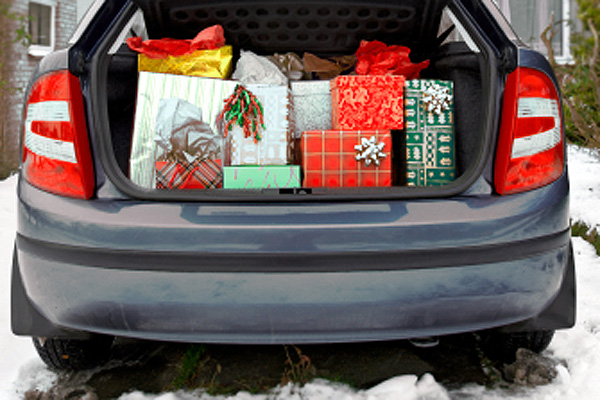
[479,330,555,362]
[32,334,114,370]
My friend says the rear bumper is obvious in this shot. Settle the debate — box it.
[12,175,574,343]
[13,233,573,343]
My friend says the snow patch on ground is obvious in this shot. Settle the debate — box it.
[119,375,450,400]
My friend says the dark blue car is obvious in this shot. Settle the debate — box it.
[12,0,575,369]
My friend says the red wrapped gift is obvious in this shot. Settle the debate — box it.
[156,158,222,189]
[301,130,392,187]
[331,75,405,130]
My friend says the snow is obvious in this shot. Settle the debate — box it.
[0,175,57,399]
[2,145,600,399]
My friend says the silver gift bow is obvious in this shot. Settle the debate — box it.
[355,136,387,167]
[422,83,452,115]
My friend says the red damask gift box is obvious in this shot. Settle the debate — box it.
[330,75,405,130]
[301,130,392,187]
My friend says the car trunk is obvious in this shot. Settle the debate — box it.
[86,0,512,201]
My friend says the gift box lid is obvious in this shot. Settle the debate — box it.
[331,75,406,90]
[291,80,332,96]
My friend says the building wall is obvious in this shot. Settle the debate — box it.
[0,0,78,178]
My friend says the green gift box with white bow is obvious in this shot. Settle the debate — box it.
[404,79,456,186]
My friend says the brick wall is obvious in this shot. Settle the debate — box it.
[1,0,78,178]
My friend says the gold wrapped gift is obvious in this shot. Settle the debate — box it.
[138,45,233,79]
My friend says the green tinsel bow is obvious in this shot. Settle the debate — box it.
[218,85,265,142]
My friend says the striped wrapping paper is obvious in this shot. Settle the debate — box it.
[129,72,237,188]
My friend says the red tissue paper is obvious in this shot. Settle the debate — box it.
[355,40,430,79]
[126,25,226,59]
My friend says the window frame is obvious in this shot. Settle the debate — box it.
[490,0,573,65]
[554,0,573,65]
[28,0,56,57]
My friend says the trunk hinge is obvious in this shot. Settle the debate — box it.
[70,49,89,76]
[500,46,518,74]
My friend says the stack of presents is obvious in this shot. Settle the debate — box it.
[128,25,456,190]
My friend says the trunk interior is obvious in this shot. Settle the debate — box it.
[99,0,494,200]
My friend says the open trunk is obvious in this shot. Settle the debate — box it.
[86,0,511,201]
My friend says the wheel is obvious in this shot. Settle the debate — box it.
[33,334,114,370]
[479,330,555,363]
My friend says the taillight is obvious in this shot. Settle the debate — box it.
[22,70,94,199]
[494,67,564,195]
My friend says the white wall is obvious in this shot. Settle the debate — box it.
[77,0,94,21]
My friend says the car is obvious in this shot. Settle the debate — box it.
[12,0,575,370]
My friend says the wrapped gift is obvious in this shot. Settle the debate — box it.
[129,72,237,188]
[223,166,301,189]
[301,130,392,187]
[128,25,232,78]
[405,79,456,186]
[291,80,332,139]
[138,46,233,78]
[156,158,222,189]
[227,85,292,165]
[331,75,405,130]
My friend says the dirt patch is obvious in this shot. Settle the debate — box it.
[24,333,538,399]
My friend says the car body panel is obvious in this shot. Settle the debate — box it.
[13,171,573,342]
[17,174,569,254]
[15,238,570,344]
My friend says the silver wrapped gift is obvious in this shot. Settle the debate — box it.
[291,80,332,139]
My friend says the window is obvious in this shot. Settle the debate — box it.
[28,0,55,57]
[494,0,573,64]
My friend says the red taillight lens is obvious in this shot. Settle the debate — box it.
[22,70,94,199]
[494,67,564,195]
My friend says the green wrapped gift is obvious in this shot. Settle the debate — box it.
[405,79,456,186]
[223,165,301,189]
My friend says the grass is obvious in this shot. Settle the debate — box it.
[170,344,206,390]
[571,220,600,255]
[169,344,318,395]
[281,345,315,386]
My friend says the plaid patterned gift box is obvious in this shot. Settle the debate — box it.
[156,158,222,189]
[331,75,405,130]
[404,79,456,186]
[301,130,392,187]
